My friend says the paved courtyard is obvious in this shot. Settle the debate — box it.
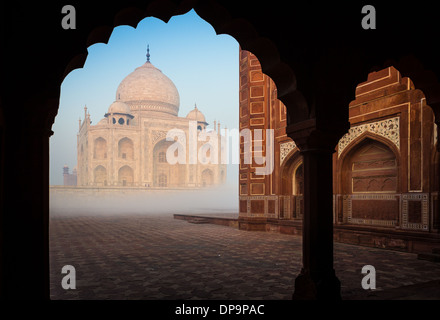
[49,212,440,300]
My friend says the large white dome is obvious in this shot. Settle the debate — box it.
[116,61,180,116]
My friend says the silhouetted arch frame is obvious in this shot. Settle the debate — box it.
[4,0,440,301]
[58,1,303,130]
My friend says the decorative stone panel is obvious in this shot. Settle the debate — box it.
[151,130,168,145]
[239,195,279,218]
[338,117,400,157]
[401,193,429,231]
[280,141,297,165]
[343,194,399,227]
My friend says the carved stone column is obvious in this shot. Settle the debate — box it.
[287,120,346,300]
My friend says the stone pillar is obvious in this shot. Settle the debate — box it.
[1,126,51,299]
[0,96,56,299]
[435,122,440,231]
[288,122,344,300]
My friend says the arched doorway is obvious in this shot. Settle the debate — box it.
[93,165,107,186]
[280,150,303,219]
[94,137,107,159]
[118,137,134,160]
[293,163,304,219]
[118,165,134,186]
[153,139,185,187]
[340,137,399,227]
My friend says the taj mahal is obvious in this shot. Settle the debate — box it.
[76,47,227,188]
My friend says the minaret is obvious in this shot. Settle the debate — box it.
[63,165,69,186]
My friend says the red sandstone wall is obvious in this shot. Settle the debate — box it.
[239,48,438,234]
[334,66,437,232]
[238,49,291,221]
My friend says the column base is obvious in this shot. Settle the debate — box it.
[292,269,342,300]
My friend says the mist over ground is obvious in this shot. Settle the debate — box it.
[50,183,238,217]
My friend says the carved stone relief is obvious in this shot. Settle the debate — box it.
[280,141,297,165]
[338,117,400,157]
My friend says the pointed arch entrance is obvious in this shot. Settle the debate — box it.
[339,137,400,227]
[118,165,134,186]
[153,139,185,187]
[280,150,304,219]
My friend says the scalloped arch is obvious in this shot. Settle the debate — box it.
[62,0,298,113]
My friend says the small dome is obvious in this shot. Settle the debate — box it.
[186,105,207,124]
[108,101,131,114]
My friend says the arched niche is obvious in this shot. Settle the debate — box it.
[93,165,107,186]
[94,137,107,160]
[279,149,303,219]
[339,136,400,227]
[153,139,185,187]
[118,165,134,186]
[118,137,134,160]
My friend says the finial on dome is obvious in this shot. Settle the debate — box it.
[146,44,150,63]
[194,103,198,110]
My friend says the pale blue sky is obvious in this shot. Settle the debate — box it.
[50,9,240,186]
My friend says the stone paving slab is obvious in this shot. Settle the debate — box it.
[49,213,440,300]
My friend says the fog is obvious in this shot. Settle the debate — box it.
[50,183,238,217]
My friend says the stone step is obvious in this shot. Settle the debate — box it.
[432,248,440,255]
[418,253,440,263]
[187,218,210,224]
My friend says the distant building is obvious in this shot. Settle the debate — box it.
[63,165,77,186]
[76,47,226,188]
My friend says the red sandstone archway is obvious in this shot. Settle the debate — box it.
[338,136,401,227]
[337,132,401,193]
[280,149,303,219]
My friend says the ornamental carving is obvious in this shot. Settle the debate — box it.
[280,141,297,165]
[338,117,400,157]
[151,130,167,144]
[401,193,429,231]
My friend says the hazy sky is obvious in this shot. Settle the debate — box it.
[50,9,240,186]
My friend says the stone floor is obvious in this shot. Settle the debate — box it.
[49,212,440,300]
